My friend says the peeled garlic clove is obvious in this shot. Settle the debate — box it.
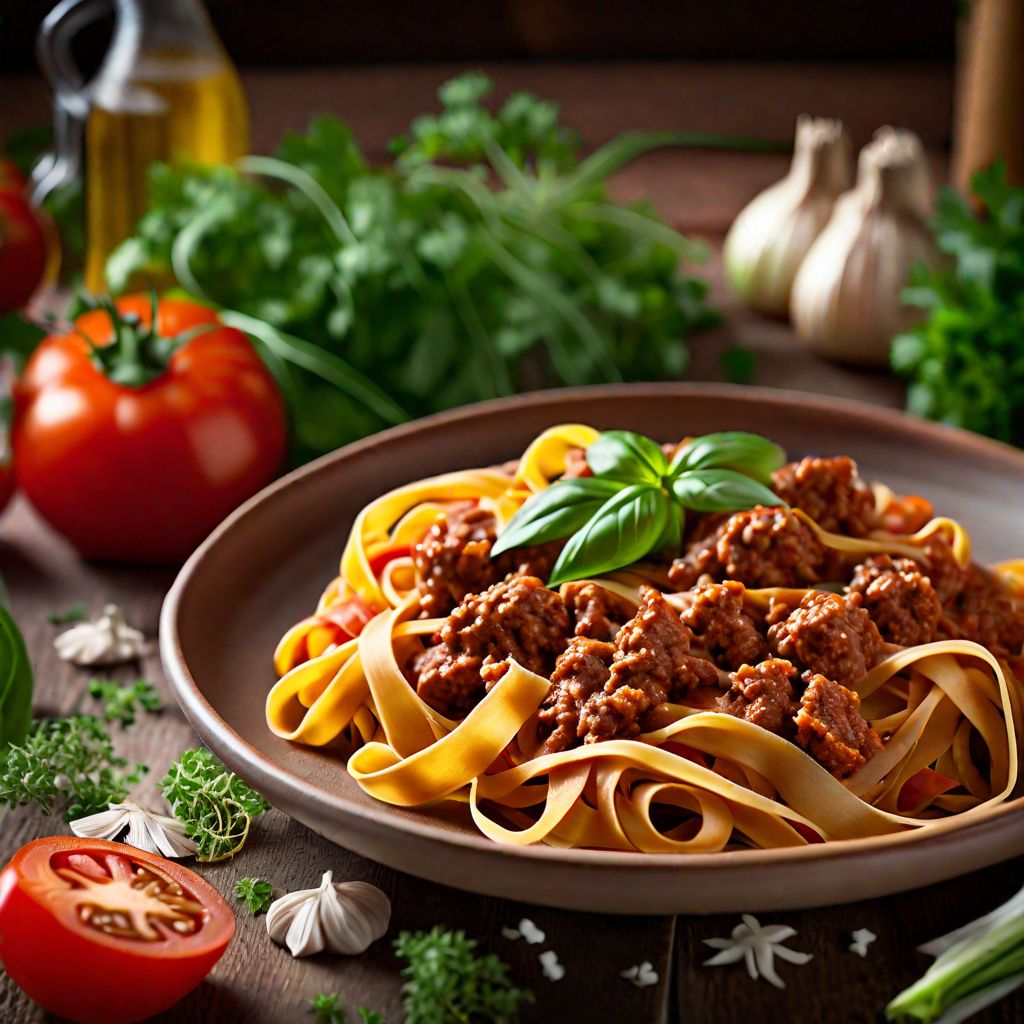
[724,115,852,317]
[792,127,942,366]
[266,870,390,957]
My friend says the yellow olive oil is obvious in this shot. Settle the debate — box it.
[84,53,249,292]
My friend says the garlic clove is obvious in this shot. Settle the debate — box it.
[54,603,147,666]
[791,127,942,366]
[69,801,198,858]
[724,115,852,317]
[266,870,390,958]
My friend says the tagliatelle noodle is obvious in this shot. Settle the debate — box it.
[266,424,1023,853]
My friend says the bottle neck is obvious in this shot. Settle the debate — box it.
[110,0,223,58]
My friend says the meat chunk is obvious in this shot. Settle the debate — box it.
[717,658,798,734]
[920,536,969,605]
[414,505,560,617]
[669,506,828,590]
[795,673,882,778]
[415,576,569,717]
[849,555,942,647]
[768,590,882,688]
[679,581,767,669]
[538,587,718,752]
[536,637,615,754]
[771,455,878,537]
[945,564,1024,658]
[562,581,636,642]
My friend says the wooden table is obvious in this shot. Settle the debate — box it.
[2,60,1022,1024]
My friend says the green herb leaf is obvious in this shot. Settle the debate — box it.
[310,992,347,1024]
[0,717,147,819]
[669,430,785,483]
[47,603,88,626]
[161,748,269,862]
[670,468,782,513]
[721,344,757,384]
[395,927,533,1024]
[357,1010,382,1024]
[87,678,161,726]
[235,877,273,915]
[585,429,669,483]
[490,477,621,556]
[0,602,33,750]
[548,484,670,586]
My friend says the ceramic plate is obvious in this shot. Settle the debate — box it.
[160,384,1024,914]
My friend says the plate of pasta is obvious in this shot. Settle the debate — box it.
[161,385,1024,913]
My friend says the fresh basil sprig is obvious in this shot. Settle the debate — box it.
[493,429,785,586]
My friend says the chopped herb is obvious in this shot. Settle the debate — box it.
[357,1010,382,1024]
[309,993,346,1024]
[721,344,757,384]
[491,429,785,585]
[0,716,148,819]
[395,926,533,1024]
[47,603,88,626]
[161,748,269,862]
[87,678,161,725]
[235,877,273,915]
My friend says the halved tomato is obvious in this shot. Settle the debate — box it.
[0,837,234,1024]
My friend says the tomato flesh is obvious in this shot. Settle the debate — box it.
[0,837,234,1024]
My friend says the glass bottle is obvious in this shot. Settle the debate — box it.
[35,0,250,292]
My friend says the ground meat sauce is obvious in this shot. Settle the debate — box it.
[562,582,637,642]
[414,505,560,617]
[795,673,882,778]
[767,590,883,688]
[849,554,942,647]
[679,581,767,669]
[415,575,569,717]
[920,536,970,605]
[718,658,798,734]
[668,506,829,590]
[538,587,718,752]
[944,564,1024,658]
[771,455,878,537]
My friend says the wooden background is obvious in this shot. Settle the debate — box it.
[1,44,1023,1024]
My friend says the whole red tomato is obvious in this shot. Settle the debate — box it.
[0,190,47,313]
[0,837,235,1024]
[13,293,287,563]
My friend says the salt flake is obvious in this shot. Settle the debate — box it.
[703,914,813,989]
[518,918,545,945]
[621,961,659,988]
[539,950,565,981]
[849,928,877,957]
[501,926,521,940]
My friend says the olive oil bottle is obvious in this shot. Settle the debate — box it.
[36,0,249,292]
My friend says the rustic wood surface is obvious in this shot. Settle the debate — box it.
[1,60,1022,1024]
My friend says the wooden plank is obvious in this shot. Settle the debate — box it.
[673,855,1024,1024]
[0,504,674,1024]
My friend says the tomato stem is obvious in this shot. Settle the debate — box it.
[87,296,181,388]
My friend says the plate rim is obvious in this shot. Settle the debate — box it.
[160,382,1024,881]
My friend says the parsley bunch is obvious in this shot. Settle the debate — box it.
[893,161,1024,445]
[0,716,147,819]
[161,747,269,862]
[395,927,532,1024]
[108,71,782,463]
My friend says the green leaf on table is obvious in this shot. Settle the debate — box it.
[670,468,782,513]
[47,603,88,626]
[490,477,621,556]
[87,678,161,726]
[669,430,786,483]
[548,483,670,586]
[235,876,274,915]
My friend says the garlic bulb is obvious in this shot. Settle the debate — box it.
[724,116,852,316]
[70,801,198,858]
[791,127,941,366]
[54,603,147,665]
[266,871,390,957]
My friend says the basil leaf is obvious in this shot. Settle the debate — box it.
[490,477,622,556]
[671,468,784,513]
[669,431,786,484]
[653,505,684,555]
[0,603,33,750]
[548,484,669,586]
[585,430,668,484]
